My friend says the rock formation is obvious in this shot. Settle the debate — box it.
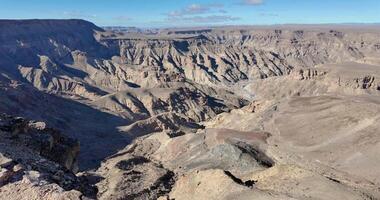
[0,19,380,199]
[0,114,96,199]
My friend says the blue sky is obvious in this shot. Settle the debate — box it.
[0,0,379,27]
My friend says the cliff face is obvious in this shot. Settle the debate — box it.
[0,19,108,66]
[0,113,96,199]
[0,19,111,99]
[1,20,379,97]
[0,20,250,170]
[109,29,379,86]
[0,113,80,172]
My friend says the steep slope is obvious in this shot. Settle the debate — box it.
[103,28,380,87]
[0,20,254,184]
[0,114,96,199]
[104,61,380,200]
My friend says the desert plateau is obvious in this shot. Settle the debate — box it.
[0,1,379,199]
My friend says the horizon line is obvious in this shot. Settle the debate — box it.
[1,18,379,29]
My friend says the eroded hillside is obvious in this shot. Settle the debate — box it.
[0,20,380,199]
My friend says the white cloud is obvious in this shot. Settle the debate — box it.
[241,0,264,6]
[164,3,240,25]
[177,15,240,23]
[168,3,225,17]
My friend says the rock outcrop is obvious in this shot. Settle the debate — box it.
[0,113,96,199]
[0,113,80,172]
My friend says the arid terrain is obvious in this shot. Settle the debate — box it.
[0,19,380,199]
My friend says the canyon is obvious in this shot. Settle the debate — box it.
[0,19,380,199]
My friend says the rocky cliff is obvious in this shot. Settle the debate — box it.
[0,113,96,199]
[0,113,79,171]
